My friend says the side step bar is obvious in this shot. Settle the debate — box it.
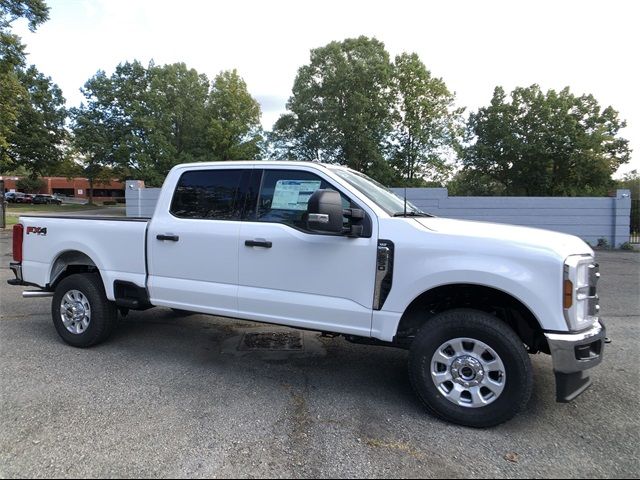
[22,291,54,298]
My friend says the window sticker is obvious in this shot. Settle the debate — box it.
[271,180,322,210]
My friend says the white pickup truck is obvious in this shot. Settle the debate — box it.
[8,161,606,427]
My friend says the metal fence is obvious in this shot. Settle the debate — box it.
[0,180,5,229]
[389,188,633,247]
[631,199,639,244]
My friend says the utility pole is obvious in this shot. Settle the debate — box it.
[0,179,5,229]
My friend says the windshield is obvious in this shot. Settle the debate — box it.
[329,167,425,216]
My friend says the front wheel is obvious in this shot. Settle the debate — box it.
[52,273,118,347]
[408,309,533,427]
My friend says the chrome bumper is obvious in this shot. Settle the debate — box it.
[545,321,606,402]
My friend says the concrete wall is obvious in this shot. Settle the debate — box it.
[125,181,161,218]
[391,188,632,247]
[125,180,632,247]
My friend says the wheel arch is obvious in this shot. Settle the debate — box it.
[394,283,549,354]
[49,250,101,289]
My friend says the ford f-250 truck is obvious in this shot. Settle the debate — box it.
[7,161,606,427]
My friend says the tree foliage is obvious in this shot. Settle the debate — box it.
[72,62,262,186]
[8,65,66,176]
[459,85,631,196]
[207,69,263,161]
[16,174,43,192]
[271,36,397,182]
[390,52,462,186]
[1,0,49,69]
[1,0,66,177]
[616,170,639,234]
[270,37,462,186]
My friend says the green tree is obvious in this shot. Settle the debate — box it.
[16,175,43,192]
[70,105,116,205]
[73,62,263,185]
[616,170,639,235]
[0,0,50,171]
[390,52,462,186]
[207,69,263,161]
[447,169,507,196]
[7,65,67,177]
[0,0,49,67]
[461,85,631,196]
[271,36,395,181]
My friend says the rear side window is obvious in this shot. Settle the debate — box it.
[170,169,244,220]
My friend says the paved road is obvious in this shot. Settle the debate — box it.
[0,229,638,478]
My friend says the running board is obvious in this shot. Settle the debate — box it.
[23,290,54,298]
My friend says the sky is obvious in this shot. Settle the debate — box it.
[13,0,640,177]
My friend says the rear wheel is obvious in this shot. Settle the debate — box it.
[408,308,533,427]
[52,273,117,347]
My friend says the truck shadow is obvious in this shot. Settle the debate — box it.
[104,308,551,427]
[112,308,416,399]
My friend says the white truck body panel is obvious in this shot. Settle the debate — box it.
[16,160,595,339]
[19,216,147,299]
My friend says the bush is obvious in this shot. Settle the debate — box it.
[16,177,45,193]
[597,238,610,249]
[102,201,117,206]
[619,242,635,251]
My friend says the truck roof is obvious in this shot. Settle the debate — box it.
[173,160,345,170]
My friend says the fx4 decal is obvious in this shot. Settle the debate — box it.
[26,226,47,236]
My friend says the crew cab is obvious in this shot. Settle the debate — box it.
[7,161,606,427]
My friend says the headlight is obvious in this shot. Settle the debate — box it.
[563,255,600,331]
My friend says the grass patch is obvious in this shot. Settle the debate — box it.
[6,203,104,213]
[2,203,122,228]
[3,215,19,227]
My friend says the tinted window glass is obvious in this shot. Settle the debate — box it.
[256,169,351,229]
[170,169,243,220]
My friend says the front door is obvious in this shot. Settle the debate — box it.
[237,167,378,337]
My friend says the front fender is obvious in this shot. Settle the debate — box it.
[381,251,566,334]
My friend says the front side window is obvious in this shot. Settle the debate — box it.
[255,169,351,229]
[170,169,244,220]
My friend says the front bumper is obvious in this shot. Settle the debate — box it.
[545,321,606,402]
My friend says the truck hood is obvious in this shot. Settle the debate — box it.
[413,217,593,259]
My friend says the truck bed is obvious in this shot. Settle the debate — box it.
[18,215,149,300]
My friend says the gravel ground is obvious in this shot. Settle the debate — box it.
[0,229,638,478]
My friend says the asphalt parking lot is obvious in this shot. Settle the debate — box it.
[0,229,638,478]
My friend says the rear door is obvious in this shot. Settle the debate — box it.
[237,166,379,336]
[147,167,249,316]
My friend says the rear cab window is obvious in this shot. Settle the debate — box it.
[170,169,245,220]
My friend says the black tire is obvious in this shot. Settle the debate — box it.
[408,308,533,428]
[51,273,118,348]
[171,308,195,317]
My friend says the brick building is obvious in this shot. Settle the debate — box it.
[0,176,126,202]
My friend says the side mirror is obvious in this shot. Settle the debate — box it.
[307,189,343,233]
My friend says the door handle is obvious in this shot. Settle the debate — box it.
[156,234,180,242]
[245,239,272,248]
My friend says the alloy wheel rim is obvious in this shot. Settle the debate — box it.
[60,289,91,334]
[430,337,506,408]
